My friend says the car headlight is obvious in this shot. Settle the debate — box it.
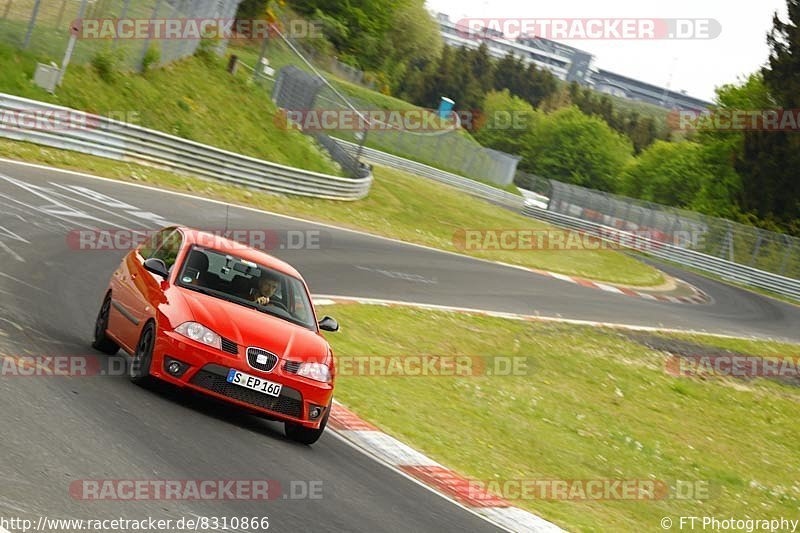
[297,362,331,383]
[175,322,222,350]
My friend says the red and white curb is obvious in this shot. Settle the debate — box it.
[329,402,564,533]
[526,268,710,305]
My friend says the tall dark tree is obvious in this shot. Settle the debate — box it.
[736,0,800,227]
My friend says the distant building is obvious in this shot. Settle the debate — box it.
[436,13,712,112]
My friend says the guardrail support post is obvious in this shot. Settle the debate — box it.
[22,0,41,49]
[57,0,89,87]
[1,0,13,20]
[113,0,131,48]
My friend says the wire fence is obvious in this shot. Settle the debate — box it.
[0,0,240,73]
[248,18,520,187]
[546,180,800,279]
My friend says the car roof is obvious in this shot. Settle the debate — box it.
[178,227,304,280]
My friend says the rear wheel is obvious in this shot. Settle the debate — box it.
[129,322,155,386]
[285,402,331,445]
[91,293,119,355]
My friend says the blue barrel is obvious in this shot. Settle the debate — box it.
[438,97,455,119]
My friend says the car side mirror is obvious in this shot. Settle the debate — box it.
[318,316,339,332]
[143,258,169,279]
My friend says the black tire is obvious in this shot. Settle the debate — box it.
[285,402,331,445]
[129,321,155,386]
[91,293,119,355]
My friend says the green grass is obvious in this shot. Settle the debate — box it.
[0,41,341,175]
[0,138,664,286]
[323,303,800,532]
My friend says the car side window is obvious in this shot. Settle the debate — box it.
[140,229,171,259]
[151,230,183,270]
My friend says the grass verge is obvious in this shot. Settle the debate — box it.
[0,138,663,286]
[0,42,341,175]
[323,303,800,532]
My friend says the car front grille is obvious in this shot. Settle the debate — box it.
[189,364,303,418]
[220,337,238,355]
[247,347,278,372]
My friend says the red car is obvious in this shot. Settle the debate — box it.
[92,227,339,445]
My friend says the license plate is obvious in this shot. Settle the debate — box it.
[226,369,283,397]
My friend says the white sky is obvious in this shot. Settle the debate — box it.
[424,0,789,101]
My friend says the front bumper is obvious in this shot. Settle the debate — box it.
[151,331,333,428]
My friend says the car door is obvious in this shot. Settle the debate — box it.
[109,228,173,350]
[129,228,183,335]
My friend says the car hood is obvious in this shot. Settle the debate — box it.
[176,288,329,364]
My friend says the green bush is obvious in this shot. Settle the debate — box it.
[526,106,633,192]
[194,36,218,65]
[91,48,123,83]
[141,44,161,72]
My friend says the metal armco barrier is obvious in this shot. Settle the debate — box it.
[332,138,524,210]
[0,93,372,201]
[524,205,800,301]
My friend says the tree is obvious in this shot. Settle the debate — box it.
[735,0,800,229]
[621,141,711,206]
[286,0,443,86]
[473,90,540,156]
[525,106,633,191]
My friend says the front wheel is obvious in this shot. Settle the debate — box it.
[91,293,119,355]
[129,322,155,386]
[285,402,331,445]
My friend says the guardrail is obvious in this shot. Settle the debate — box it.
[0,93,373,201]
[332,137,524,210]
[524,205,800,301]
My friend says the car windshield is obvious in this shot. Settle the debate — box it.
[176,246,316,331]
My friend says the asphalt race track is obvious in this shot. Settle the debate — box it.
[1,160,799,532]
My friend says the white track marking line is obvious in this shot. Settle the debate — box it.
[0,175,150,232]
[0,240,24,262]
[0,225,30,244]
[312,294,754,339]
[0,272,47,293]
[47,183,167,230]
[0,175,110,223]
[0,192,98,231]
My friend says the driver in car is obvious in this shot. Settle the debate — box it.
[252,275,279,306]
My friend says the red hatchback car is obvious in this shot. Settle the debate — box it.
[92,227,339,445]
